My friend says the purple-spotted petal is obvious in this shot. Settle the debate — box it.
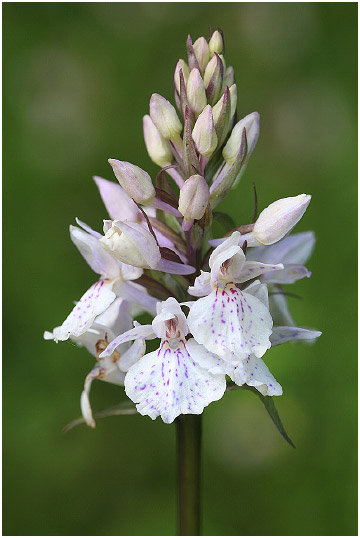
[235,261,284,283]
[242,355,282,396]
[187,282,273,362]
[124,340,226,424]
[262,264,311,284]
[45,280,116,342]
[270,326,322,346]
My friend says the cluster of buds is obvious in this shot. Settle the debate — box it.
[45,29,320,428]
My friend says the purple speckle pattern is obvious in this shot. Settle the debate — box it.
[187,282,273,361]
[124,339,226,424]
[53,280,115,341]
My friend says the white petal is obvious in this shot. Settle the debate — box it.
[186,338,232,374]
[99,324,155,357]
[243,280,269,309]
[152,298,188,339]
[243,355,282,396]
[75,218,102,238]
[125,340,226,424]
[248,231,316,265]
[270,326,322,346]
[114,280,158,316]
[81,358,126,428]
[70,225,120,279]
[268,285,296,326]
[49,280,116,342]
[235,261,284,283]
[188,271,212,297]
[187,282,273,362]
[118,339,146,372]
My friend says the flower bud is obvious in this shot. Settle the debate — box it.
[212,84,237,125]
[100,220,161,268]
[174,59,189,94]
[224,66,235,88]
[193,36,210,73]
[223,112,260,164]
[108,159,155,204]
[253,194,312,245]
[150,93,182,140]
[187,68,207,115]
[203,54,225,88]
[192,105,217,157]
[209,30,224,56]
[143,115,173,168]
[178,174,210,221]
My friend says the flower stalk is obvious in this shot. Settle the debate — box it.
[176,414,202,536]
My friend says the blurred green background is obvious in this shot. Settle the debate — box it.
[3,3,357,536]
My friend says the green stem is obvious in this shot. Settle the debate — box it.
[176,414,202,536]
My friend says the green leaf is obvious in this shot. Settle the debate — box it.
[212,211,236,232]
[63,401,138,433]
[227,383,295,448]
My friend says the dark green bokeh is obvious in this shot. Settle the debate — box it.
[3,3,357,535]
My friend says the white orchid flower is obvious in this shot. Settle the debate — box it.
[44,221,158,343]
[186,232,284,362]
[99,297,226,424]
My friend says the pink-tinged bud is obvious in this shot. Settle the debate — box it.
[212,84,237,125]
[100,220,161,268]
[174,59,189,94]
[178,174,210,221]
[143,115,173,168]
[187,68,207,115]
[223,112,260,164]
[224,66,235,88]
[150,93,182,140]
[192,105,217,157]
[193,37,210,73]
[108,159,155,204]
[203,54,225,88]
[253,194,312,245]
[209,30,224,56]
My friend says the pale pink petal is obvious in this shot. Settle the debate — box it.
[114,281,158,315]
[70,225,120,279]
[118,339,146,372]
[93,176,140,221]
[125,340,226,424]
[188,271,212,297]
[156,258,195,275]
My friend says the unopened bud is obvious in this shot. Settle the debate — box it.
[253,194,312,245]
[143,115,173,168]
[192,105,217,157]
[187,68,207,115]
[223,112,260,164]
[224,66,235,88]
[213,84,237,125]
[209,30,224,56]
[193,37,210,73]
[174,59,189,94]
[100,220,161,269]
[150,93,182,140]
[178,174,210,221]
[108,159,155,204]
[204,54,225,88]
